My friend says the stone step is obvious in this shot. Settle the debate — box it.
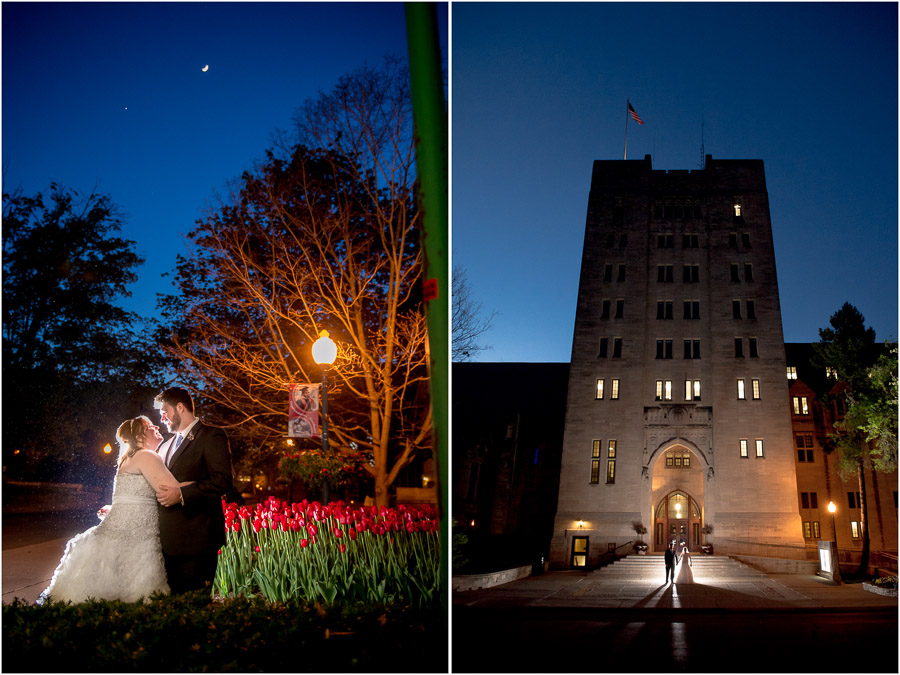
[592,555,766,579]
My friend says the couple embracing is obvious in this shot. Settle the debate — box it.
[39,387,234,604]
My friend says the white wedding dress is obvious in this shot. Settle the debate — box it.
[40,472,169,604]
[675,549,694,584]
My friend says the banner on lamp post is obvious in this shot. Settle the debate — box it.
[288,383,320,438]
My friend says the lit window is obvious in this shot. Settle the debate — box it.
[850,521,860,538]
[590,460,600,484]
[803,521,811,538]
[596,379,605,400]
[685,379,701,401]
[606,460,616,484]
[812,522,820,538]
[737,379,746,400]
[792,396,809,415]
[734,203,742,217]
[825,366,837,379]
[755,439,764,458]
[787,366,797,380]
[592,440,602,458]
[608,440,617,458]
[611,379,620,399]
[752,379,761,400]
[740,439,749,458]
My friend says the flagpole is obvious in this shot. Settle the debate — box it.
[624,99,629,160]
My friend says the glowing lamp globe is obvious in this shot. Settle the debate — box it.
[312,331,337,365]
[828,501,836,514]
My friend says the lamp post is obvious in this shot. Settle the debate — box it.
[312,330,337,504]
[828,501,842,583]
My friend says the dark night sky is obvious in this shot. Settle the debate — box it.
[452,2,898,362]
[3,1,447,323]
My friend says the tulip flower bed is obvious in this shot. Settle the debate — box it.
[214,497,441,608]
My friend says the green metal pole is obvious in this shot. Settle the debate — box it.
[405,2,448,609]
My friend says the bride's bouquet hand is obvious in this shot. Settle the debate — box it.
[97,505,112,520]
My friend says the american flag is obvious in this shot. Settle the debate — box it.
[628,101,644,125]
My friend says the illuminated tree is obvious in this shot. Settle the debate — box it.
[159,57,430,507]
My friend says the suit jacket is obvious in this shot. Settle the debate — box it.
[157,421,233,556]
[664,548,678,566]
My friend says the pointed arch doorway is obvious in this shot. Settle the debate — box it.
[654,490,702,552]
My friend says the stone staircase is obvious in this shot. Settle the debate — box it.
[593,555,767,581]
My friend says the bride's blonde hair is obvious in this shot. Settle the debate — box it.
[115,415,151,468]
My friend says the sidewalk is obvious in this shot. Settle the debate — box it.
[453,564,899,612]
[2,537,69,604]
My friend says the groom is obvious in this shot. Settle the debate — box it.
[154,386,234,594]
[664,541,679,583]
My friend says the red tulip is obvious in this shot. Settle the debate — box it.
[301,538,309,548]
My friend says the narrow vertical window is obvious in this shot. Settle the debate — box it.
[744,263,753,282]
[611,379,620,400]
[740,439,749,458]
[590,460,600,484]
[596,379,605,400]
[732,300,742,319]
[746,300,756,319]
[608,440,617,458]
[737,379,746,400]
[731,263,741,283]
[749,338,758,357]
[604,264,613,282]
[755,439,764,458]
[592,440,602,458]
[742,233,751,248]
[613,338,622,358]
[735,338,744,357]
[615,299,624,319]
[752,379,761,400]
[729,232,738,248]
[601,299,610,319]
[665,339,673,359]
[606,460,616,483]
[598,337,608,358]
[617,264,626,282]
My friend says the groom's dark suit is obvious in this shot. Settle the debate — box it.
[664,545,679,583]
[158,420,233,593]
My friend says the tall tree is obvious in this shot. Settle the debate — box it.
[3,184,167,482]
[452,266,495,362]
[158,57,430,507]
[813,302,879,576]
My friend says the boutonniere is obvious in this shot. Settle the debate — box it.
[187,432,195,442]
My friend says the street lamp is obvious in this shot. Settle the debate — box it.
[828,501,842,583]
[312,330,337,504]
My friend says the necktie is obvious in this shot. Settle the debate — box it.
[168,433,183,466]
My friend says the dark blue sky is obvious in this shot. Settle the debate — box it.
[453,2,898,362]
[4,2,447,322]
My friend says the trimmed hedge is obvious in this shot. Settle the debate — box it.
[2,591,447,672]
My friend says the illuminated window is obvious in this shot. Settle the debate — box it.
[825,366,837,379]
[740,439,749,458]
[812,522,820,538]
[850,522,861,538]
[787,366,797,380]
[656,379,672,401]
[596,379,605,399]
[755,439,764,458]
[606,460,616,483]
[733,202,742,217]
[611,379,620,400]
[752,379,761,400]
[590,460,600,484]
[607,440,617,458]
[803,521,811,538]
[685,379,701,401]
[571,536,589,567]
[592,440,602,458]
[792,396,809,415]
[737,379,746,400]
[666,448,691,469]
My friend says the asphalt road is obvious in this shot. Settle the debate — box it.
[2,509,99,550]
[453,606,899,673]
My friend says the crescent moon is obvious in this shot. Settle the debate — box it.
[202,65,209,72]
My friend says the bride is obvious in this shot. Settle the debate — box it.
[39,416,193,604]
[675,544,694,584]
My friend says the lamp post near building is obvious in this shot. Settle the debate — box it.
[828,500,842,583]
[312,330,337,504]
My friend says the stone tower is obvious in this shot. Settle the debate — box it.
[550,155,805,568]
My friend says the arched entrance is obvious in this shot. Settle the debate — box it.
[654,490,702,552]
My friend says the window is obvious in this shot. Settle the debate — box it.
[749,338,758,358]
[611,379,620,400]
[657,265,674,282]
[850,522,861,538]
[755,439,764,458]
[608,440,617,458]
[604,264,613,282]
[615,299,624,319]
[619,234,627,248]
[792,396,809,415]
[742,233,751,248]
[740,439,749,458]
[656,339,673,359]
[801,492,810,509]
[803,521,811,538]
[656,380,672,401]
[666,448,691,468]
[613,338,622,358]
[657,301,674,320]
[737,379,746,400]
[590,460,600,484]
[598,337,608,358]
[735,338,744,358]
[596,379,605,400]
[601,299,611,319]
[744,263,754,282]
[683,264,700,282]
[825,366,837,379]
[787,366,797,380]
[683,233,699,248]
[747,300,756,319]
[684,340,700,359]
[731,263,741,283]
[683,301,700,319]
[729,232,738,248]
[617,264,626,282]
[606,460,616,484]
[657,234,674,248]
[808,491,818,508]
[751,379,761,400]
[592,440,602,458]
[847,492,861,509]
[571,536,589,567]
[733,201,742,217]
[733,300,742,319]
[685,379,701,401]
[812,522,820,538]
